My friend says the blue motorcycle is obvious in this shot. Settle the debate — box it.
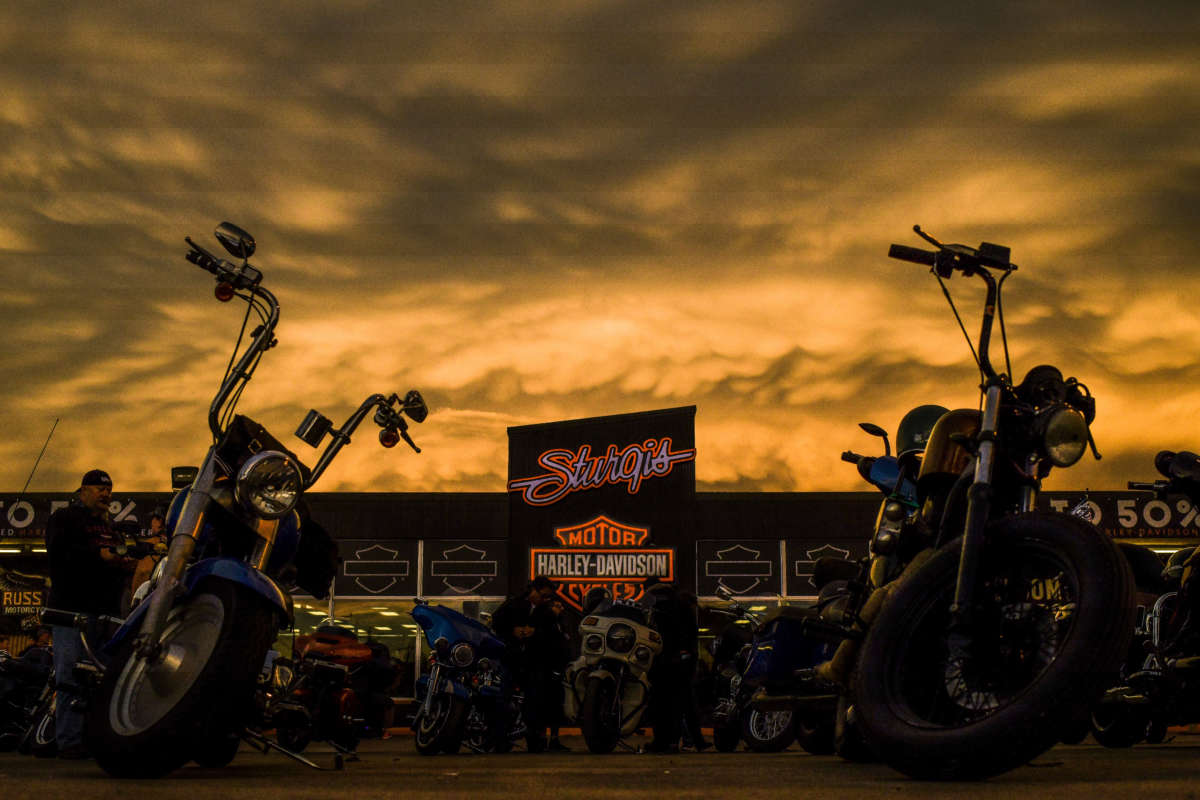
[411,600,535,754]
[85,222,427,777]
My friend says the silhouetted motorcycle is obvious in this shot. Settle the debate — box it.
[85,222,427,777]
[411,600,534,754]
[0,645,52,752]
[707,585,843,754]
[268,624,397,755]
[1089,451,1200,746]
[840,228,1135,779]
[565,591,662,753]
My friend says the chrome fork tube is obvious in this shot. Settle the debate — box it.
[137,449,216,657]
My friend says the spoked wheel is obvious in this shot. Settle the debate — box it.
[414,691,467,755]
[88,581,278,778]
[741,708,795,752]
[853,512,1135,780]
[580,677,620,754]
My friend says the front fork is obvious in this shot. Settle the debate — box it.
[136,449,217,659]
[951,383,1002,625]
[421,663,442,717]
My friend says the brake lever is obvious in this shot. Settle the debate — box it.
[400,429,421,453]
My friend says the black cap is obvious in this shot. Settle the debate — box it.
[80,469,112,488]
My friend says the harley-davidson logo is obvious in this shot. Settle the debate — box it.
[531,515,674,611]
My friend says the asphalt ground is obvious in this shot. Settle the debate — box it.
[6,733,1200,800]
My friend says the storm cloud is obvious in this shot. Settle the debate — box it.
[1,0,1197,494]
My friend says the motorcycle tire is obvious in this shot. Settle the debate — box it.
[853,512,1136,781]
[87,580,278,778]
[414,692,468,755]
[712,722,741,752]
[193,733,240,768]
[833,697,874,763]
[741,708,795,753]
[794,711,835,755]
[580,677,620,754]
[1090,705,1147,748]
[1145,717,1169,745]
[276,724,313,754]
[25,701,56,758]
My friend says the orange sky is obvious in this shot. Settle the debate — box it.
[2,1,1198,495]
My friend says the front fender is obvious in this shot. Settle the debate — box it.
[104,558,292,654]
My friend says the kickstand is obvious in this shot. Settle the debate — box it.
[327,739,361,763]
[615,738,639,753]
[241,729,345,771]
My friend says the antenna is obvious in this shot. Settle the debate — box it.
[16,418,59,502]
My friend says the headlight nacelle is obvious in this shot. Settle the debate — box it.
[236,450,303,518]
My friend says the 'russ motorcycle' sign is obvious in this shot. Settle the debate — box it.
[507,407,696,601]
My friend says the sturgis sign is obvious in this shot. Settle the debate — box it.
[530,515,674,611]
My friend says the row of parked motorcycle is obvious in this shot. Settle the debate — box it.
[5,221,1195,780]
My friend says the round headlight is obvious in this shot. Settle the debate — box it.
[585,634,605,653]
[606,624,637,654]
[236,451,303,518]
[1042,407,1088,468]
[450,642,475,667]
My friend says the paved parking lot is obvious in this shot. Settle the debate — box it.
[6,734,1200,800]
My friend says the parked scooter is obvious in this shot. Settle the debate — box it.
[85,223,427,778]
[564,589,662,754]
[411,600,536,754]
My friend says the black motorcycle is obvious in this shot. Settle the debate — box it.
[836,228,1136,779]
[0,646,52,753]
[1089,451,1200,746]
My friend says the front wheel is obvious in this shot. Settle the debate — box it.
[413,691,467,755]
[853,512,1135,780]
[741,708,795,752]
[87,581,278,778]
[580,677,620,754]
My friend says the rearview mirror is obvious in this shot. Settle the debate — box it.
[214,221,256,260]
[403,390,428,423]
[859,422,891,456]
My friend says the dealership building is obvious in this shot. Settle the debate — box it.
[1,406,1194,695]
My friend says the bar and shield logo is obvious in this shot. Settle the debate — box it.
[530,515,674,611]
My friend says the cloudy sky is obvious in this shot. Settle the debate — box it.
[2,0,1197,496]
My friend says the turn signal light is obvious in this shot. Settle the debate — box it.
[214,282,236,302]
[379,428,400,448]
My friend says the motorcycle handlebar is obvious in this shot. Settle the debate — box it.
[888,244,938,267]
[841,451,863,464]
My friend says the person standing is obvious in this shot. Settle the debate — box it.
[491,575,557,750]
[532,597,572,752]
[643,578,699,753]
[45,470,136,759]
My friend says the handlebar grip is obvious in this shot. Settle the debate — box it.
[841,451,861,464]
[40,608,85,628]
[888,244,938,267]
